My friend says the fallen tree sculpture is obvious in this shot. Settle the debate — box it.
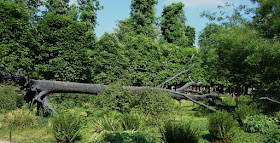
[2,68,221,113]
[2,63,279,114]
[5,55,278,114]
[2,55,225,113]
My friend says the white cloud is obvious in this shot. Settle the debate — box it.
[167,0,225,8]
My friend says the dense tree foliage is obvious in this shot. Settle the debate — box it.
[199,2,280,101]
[160,2,195,47]
[34,12,92,82]
[251,0,280,39]
[0,1,37,74]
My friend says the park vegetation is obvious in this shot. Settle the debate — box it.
[0,0,280,142]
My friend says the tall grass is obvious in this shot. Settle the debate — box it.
[2,108,37,129]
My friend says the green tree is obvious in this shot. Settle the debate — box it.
[160,2,195,47]
[200,25,280,101]
[0,1,37,75]
[35,12,92,82]
[88,33,130,84]
[77,0,103,28]
[198,24,227,87]
[251,0,280,39]
[116,0,158,42]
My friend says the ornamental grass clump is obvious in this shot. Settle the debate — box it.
[50,111,82,143]
[120,112,142,131]
[208,111,236,142]
[94,115,123,133]
[160,119,199,143]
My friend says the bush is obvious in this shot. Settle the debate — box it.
[2,108,37,129]
[160,119,200,143]
[50,110,83,142]
[96,131,155,143]
[274,111,280,124]
[49,93,97,110]
[244,114,277,134]
[95,84,175,116]
[267,127,280,143]
[0,84,24,112]
[234,104,259,127]
[208,111,236,142]
[121,112,142,131]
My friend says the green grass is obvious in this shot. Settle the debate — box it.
[0,93,275,143]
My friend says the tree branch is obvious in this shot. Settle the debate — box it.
[248,97,280,105]
[162,89,218,112]
[157,63,195,87]
[176,81,202,92]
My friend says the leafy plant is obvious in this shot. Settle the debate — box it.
[267,127,280,143]
[160,119,200,143]
[96,131,155,143]
[244,114,277,134]
[2,108,37,129]
[234,104,259,127]
[50,110,83,142]
[208,111,236,142]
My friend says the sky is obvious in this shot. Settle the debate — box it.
[94,0,257,46]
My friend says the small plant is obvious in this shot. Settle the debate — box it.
[267,127,280,143]
[208,111,236,142]
[2,108,37,129]
[95,131,155,143]
[234,104,259,127]
[50,111,83,142]
[94,115,123,133]
[160,119,200,143]
[274,111,280,124]
[121,112,142,131]
[244,114,277,134]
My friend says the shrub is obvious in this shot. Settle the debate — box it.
[121,112,142,131]
[95,84,175,116]
[244,114,277,134]
[160,119,200,143]
[274,111,280,124]
[50,110,83,142]
[267,127,280,143]
[0,84,24,112]
[2,108,37,129]
[49,93,97,110]
[208,111,236,142]
[96,131,155,143]
[234,104,259,127]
